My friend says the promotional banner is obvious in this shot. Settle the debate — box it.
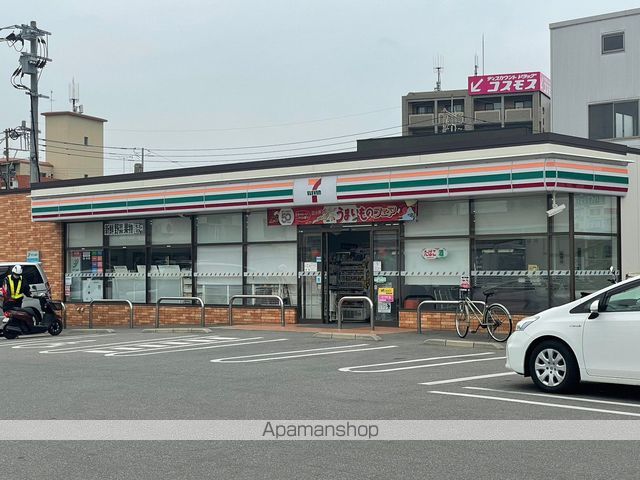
[268,202,417,226]
[467,72,551,96]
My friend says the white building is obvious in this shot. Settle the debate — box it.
[551,8,640,276]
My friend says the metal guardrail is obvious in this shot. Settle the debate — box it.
[337,296,374,331]
[228,295,285,327]
[416,300,486,334]
[155,297,205,328]
[89,299,134,329]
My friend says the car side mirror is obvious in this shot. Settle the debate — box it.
[588,299,600,319]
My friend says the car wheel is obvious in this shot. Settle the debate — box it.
[528,340,579,393]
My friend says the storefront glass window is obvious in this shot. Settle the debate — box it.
[574,235,617,297]
[246,211,296,242]
[196,245,243,305]
[65,248,104,302]
[402,238,469,309]
[405,200,469,237]
[151,217,191,245]
[373,231,399,322]
[550,236,570,307]
[149,246,192,303]
[474,196,547,235]
[472,237,548,313]
[67,222,103,248]
[105,248,146,302]
[246,243,297,305]
[197,213,242,243]
[551,193,570,233]
[574,194,617,234]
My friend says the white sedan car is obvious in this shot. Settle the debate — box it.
[506,275,640,393]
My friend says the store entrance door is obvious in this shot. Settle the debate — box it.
[325,228,372,324]
[299,225,400,326]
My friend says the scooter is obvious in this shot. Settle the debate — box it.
[1,290,64,340]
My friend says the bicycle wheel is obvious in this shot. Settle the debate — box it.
[485,304,512,342]
[455,302,469,338]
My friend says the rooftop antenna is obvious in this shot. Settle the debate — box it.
[482,34,485,75]
[474,53,479,76]
[49,89,54,111]
[434,54,444,91]
[69,78,80,113]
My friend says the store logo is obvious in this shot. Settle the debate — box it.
[422,248,448,260]
[306,178,322,203]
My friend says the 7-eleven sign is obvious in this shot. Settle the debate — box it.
[294,176,337,205]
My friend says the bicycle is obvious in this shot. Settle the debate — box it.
[454,289,512,342]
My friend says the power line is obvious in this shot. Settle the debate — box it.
[105,106,400,133]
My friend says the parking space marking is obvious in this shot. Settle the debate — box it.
[107,338,288,357]
[6,334,117,349]
[211,344,398,363]
[429,390,640,418]
[465,387,640,409]
[420,372,517,386]
[338,352,497,373]
[38,334,221,354]
[36,335,289,357]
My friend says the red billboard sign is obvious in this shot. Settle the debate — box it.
[467,72,550,97]
[268,202,417,226]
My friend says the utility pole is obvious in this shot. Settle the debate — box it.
[1,21,52,184]
[141,147,144,172]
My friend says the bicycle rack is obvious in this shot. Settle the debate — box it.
[155,297,205,328]
[89,299,134,329]
[416,300,486,335]
[228,295,285,327]
[337,296,374,331]
[59,301,66,329]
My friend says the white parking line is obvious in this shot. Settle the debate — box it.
[429,390,640,418]
[338,352,497,373]
[39,334,220,354]
[421,372,517,385]
[8,334,117,349]
[465,387,640,409]
[211,344,398,363]
[107,338,288,357]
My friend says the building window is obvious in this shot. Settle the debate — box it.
[602,32,624,54]
[83,136,89,146]
[66,222,104,302]
[404,200,469,237]
[196,213,243,305]
[473,237,549,313]
[588,101,638,139]
[414,104,434,115]
[104,220,146,303]
[473,196,548,235]
[246,243,297,306]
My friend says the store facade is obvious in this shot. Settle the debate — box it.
[30,132,634,328]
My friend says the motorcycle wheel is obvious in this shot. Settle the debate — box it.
[48,320,63,336]
[4,332,17,340]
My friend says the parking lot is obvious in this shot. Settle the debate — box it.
[2,328,640,479]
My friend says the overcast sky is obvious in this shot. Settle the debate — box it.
[1,0,638,175]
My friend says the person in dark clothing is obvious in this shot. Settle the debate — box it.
[2,264,31,312]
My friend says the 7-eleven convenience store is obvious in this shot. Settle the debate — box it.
[24,131,636,329]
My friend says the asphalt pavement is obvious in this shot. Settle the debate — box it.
[1,328,639,479]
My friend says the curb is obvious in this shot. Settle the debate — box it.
[423,338,505,350]
[142,328,213,334]
[66,329,116,334]
[313,332,382,341]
